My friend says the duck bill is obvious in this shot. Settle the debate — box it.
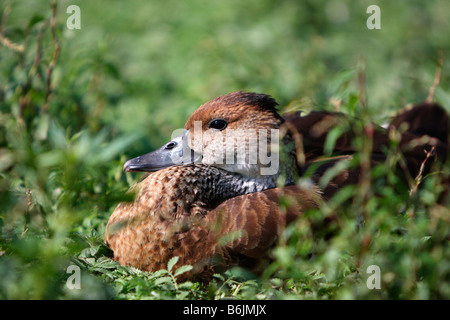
[123,130,202,172]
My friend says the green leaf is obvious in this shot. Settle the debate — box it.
[167,256,179,272]
[89,246,99,256]
[213,273,225,281]
[154,276,173,286]
[323,126,344,156]
[148,269,169,279]
[93,257,119,269]
[176,291,190,299]
[177,281,194,289]
[174,265,193,277]
[27,15,45,29]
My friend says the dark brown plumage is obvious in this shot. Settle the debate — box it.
[105,91,449,280]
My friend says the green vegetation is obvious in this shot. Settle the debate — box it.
[0,0,448,299]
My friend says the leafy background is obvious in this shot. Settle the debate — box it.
[0,0,448,299]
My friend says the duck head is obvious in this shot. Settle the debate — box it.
[124,91,293,179]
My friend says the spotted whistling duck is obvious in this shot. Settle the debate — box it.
[105,91,448,280]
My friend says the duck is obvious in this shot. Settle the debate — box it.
[105,91,448,281]
[283,102,449,196]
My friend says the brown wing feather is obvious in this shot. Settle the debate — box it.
[105,182,322,280]
[206,185,322,274]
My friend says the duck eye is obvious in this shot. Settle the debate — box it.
[165,141,177,150]
[208,119,228,131]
